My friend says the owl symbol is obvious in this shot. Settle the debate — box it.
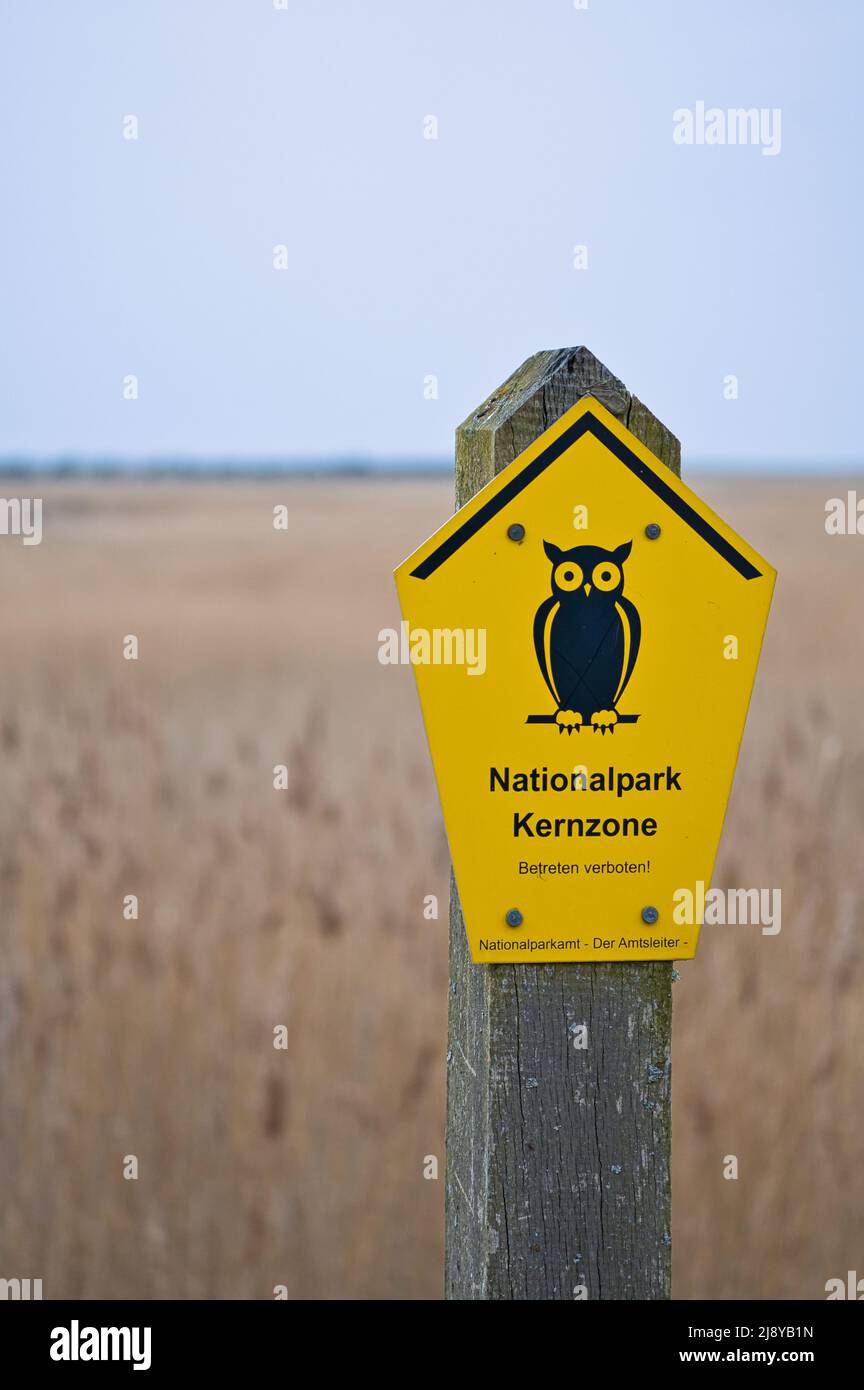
[533,540,641,734]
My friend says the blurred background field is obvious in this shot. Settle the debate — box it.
[0,472,861,1300]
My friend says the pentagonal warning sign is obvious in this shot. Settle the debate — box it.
[395,396,775,963]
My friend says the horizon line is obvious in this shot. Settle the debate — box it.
[0,454,861,479]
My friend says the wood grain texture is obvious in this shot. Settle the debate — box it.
[446,347,678,1301]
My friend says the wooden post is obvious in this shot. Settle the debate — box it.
[446,347,679,1301]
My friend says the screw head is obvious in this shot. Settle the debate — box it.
[641,905,659,925]
[507,523,526,543]
[645,523,661,540]
[505,908,523,928]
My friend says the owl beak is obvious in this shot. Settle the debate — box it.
[582,583,592,597]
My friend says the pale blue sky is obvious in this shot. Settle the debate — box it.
[0,0,860,464]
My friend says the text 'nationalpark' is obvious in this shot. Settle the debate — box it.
[491,764,683,838]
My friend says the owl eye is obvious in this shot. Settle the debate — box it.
[554,561,583,592]
[592,562,621,592]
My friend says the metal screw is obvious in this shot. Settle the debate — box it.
[505,908,523,928]
[507,523,525,543]
[641,905,659,925]
[645,523,661,540]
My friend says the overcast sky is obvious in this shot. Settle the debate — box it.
[0,1,860,464]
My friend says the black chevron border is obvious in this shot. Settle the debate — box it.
[409,411,762,582]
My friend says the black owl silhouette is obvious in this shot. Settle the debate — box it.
[533,540,641,734]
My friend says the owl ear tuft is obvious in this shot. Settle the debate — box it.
[543,540,563,564]
[613,540,632,563]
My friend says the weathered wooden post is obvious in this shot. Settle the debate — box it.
[394,345,773,1301]
[445,349,676,1300]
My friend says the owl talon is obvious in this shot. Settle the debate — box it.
[591,709,618,733]
[555,709,582,731]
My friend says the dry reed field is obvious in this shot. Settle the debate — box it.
[0,473,860,1300]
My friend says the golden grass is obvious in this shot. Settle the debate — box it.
[0,473,860,1299]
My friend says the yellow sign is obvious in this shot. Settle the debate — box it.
[395,398,775,963]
